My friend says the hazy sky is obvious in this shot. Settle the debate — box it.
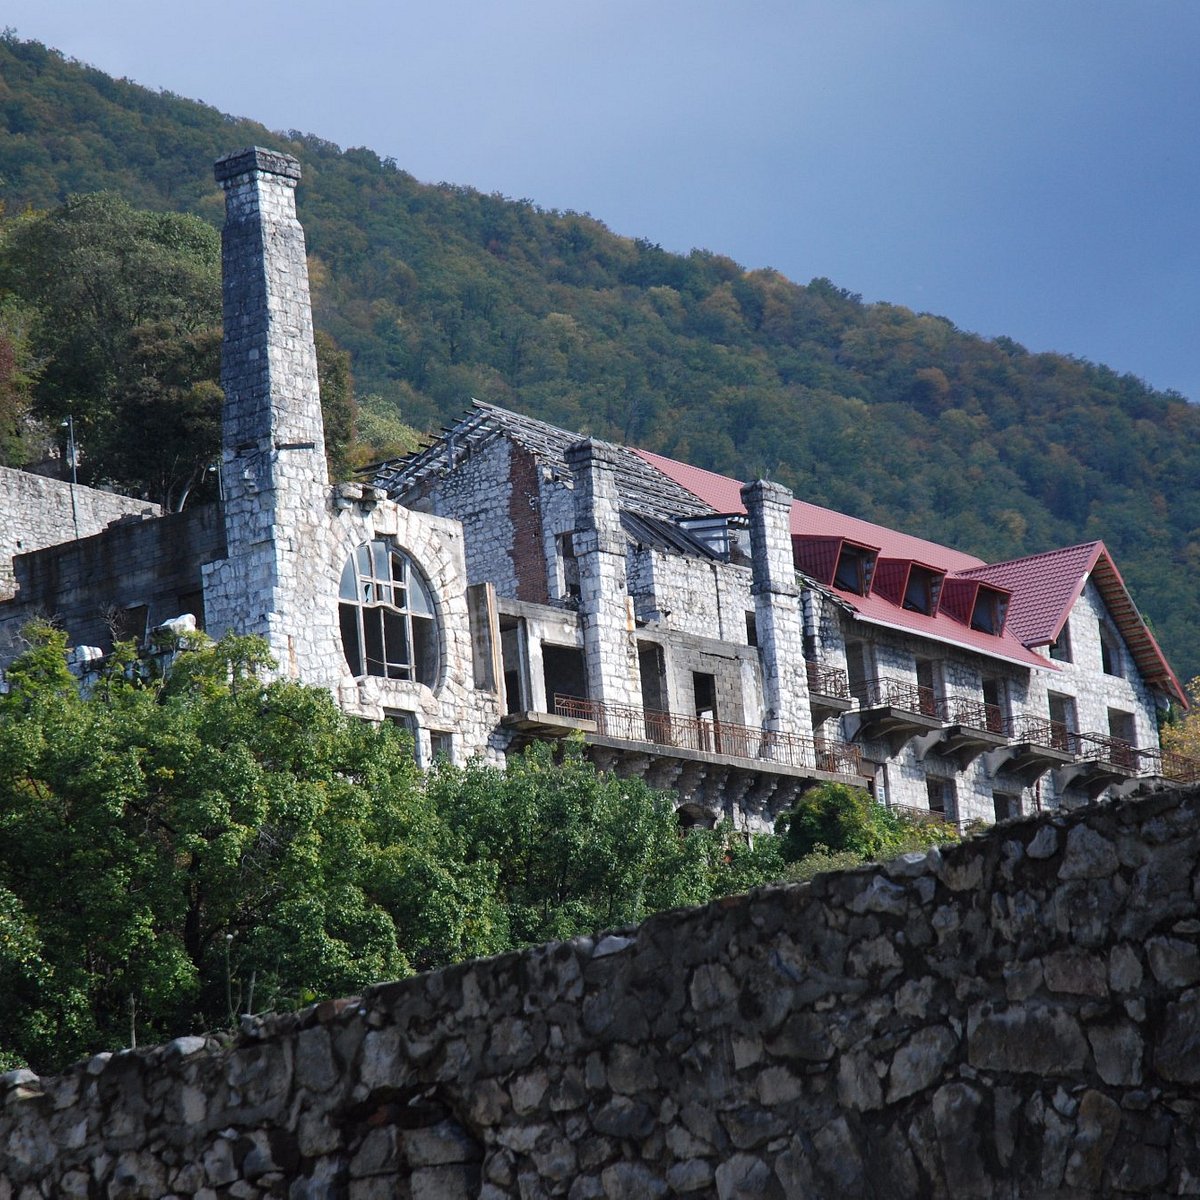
[8,1,1200,400]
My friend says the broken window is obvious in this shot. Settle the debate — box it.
[339,541,438,684]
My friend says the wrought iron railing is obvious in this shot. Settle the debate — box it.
[553,695,862,778]
[806,661,851,700]
[1009,715,1073,753]
[853,676,942,719]
[942,697,1009,736]
[1068,730,1139,772]
[1140,748,1200,785]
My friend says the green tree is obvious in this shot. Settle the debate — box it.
[778,782,957,864]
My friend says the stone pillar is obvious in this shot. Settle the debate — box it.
[566,440,641,709]
[201,147,341,682]
[742,480,810,744]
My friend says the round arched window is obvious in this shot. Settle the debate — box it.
[338,541,439,684]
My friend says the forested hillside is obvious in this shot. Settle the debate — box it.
[2,33,1198,681]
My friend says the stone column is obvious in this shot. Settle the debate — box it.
[201,147,341,682]
[742,480,810,745]
[566,440,641,710]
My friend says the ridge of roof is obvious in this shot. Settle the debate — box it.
[374,401,712,521]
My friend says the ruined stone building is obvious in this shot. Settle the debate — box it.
[0,147,1190,833]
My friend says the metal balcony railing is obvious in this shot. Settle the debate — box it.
[805,661,851,700]
[853,676,942,719]
[1140,748,1200,785]
[1008,715,1073,754]
[553,695,862,778]
[941,697,1009,736]
[1068,730,1139,772]
[886,803,955,828]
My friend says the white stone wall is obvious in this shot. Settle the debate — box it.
[0,467,159,598]
[421,437,520,597]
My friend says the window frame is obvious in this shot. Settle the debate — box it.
[339,541,439,685]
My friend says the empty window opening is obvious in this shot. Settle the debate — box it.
[845,642,870,700]
[745,611,758,648]
[556,532,580,603]
[1049,622,1073,662]
[834,544,876,596]
[109,604,149,648]
[499,617,527,715]
[915,658,940,717]
[384,709,419,759]
[926,777,954,817]
[1099,622,1124,677]
[982,677,1008,732]
[1047,691,1078,735]
[693,672,717,722]
[639,642,667,714]
[1107,708,1136,745]
[339,541,438,684]
[992,792,1020,822]
[543,644,587,709]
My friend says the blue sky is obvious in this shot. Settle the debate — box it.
[8,1,1200,400]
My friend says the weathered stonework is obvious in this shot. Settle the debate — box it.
[0,466,160,599]
[7,787,1200,1196]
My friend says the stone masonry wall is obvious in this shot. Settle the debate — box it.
[0,466,160,598]
[7,787,1200,1197]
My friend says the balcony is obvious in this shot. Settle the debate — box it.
[985,715,1074,785]
[1056,730,1140,798]
[918,697,1010,769]
[554,695,862,778]
[845,676,946,756]
[1139,748,1200,786]
[806,660,854,722]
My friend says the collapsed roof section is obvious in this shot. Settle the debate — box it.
[373,400,712,522]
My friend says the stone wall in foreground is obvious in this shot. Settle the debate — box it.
[5,787,1200,1198]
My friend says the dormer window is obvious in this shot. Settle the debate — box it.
[903,566,943,615]
[970,586,1008,635]
[834,543,877,596]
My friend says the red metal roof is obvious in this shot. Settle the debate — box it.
[634,449,1048,671]
[962,543,1187,707]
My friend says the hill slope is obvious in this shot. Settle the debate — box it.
[2,33,1198,683]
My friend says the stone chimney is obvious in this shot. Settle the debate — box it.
[565,439,641,709]
[201,148,340,681]
[741,479,809,742]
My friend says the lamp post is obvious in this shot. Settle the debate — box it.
[61,416,78,486]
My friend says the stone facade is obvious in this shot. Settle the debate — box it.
[0,466,159,599]
[7,786,1200,1197]
[0,144,1183,829]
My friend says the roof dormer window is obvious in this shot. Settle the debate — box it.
[903,565,943,615]
[834,543,877,596]
[970,586,1008,635]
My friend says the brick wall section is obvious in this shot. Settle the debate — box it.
[508,443,550,604]
[0,466,160,598]
[7,788,1200,1196]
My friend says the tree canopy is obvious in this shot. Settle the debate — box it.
[0,628,801,1074]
